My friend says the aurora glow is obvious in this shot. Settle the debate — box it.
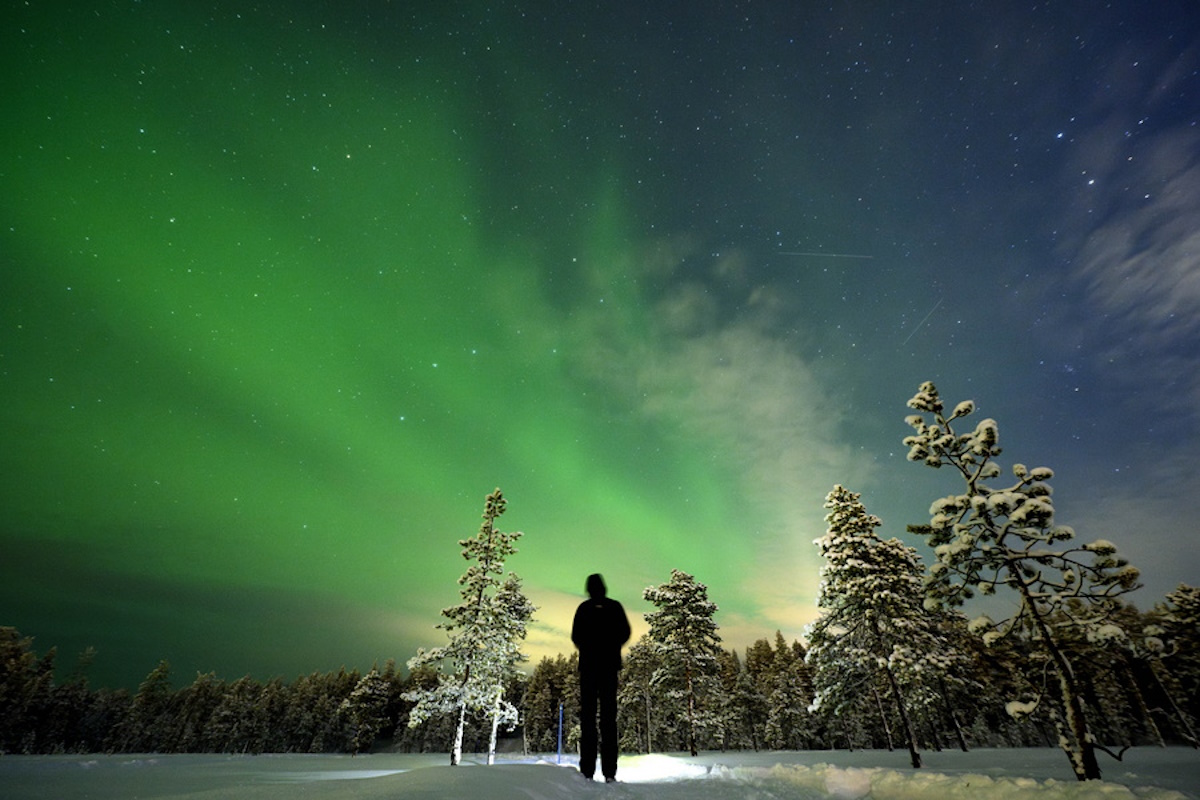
[3,2,1198,689]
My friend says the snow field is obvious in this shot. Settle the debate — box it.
[0,749,1195,799]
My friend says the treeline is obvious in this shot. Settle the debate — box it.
[3,584,1197,757]
[0,629,518,756]
[520,591,1199,758]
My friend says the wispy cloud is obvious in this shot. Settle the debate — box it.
[569,242,874,641]
[1058,46,1200,419]
[633,323,871,603]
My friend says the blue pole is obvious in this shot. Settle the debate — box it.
[557,702,563,764]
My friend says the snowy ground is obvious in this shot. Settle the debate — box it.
[1,748,1196,799]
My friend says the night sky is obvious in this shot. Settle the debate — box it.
[3,2,1198,691]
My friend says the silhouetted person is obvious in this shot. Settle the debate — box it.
[571,573,631,782]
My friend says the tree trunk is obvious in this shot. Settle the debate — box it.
[872,683,894,751]
[940,676,969,751]
[883,665,922,769]
[685,665,698,756]
[451,703,466,766]
[926,716,945,752]
[1020,582,1101,781]
[1148,660,1200,748]
[645,687,654,754]
[1055,642,1100,779]
[488,691,501,765]
[1121,658,1165,747]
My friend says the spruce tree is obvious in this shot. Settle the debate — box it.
[342,668,391,754]
[119,660,174,752]
[206,675,267,753]
[764,633,814,750]
[617,638,660,753]
[1149,585,1200,746]
[742,638,777,749]
[720,648,767,751]
[522,654,579,753]
[405,488,533,765]
[174,672,224,752]
[903,381,1142,780]
[643,569,723,756]
[807,485,935,768]
[0,628,46,753]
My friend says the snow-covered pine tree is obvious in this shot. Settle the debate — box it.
[807,485,940,769]
[484,572,535,764]
[173,672,224,753]
[1147,584,1200,746]
[118,660,174,752]
[722,648,768,751]
[341,668,391,754]
[713,649,747,750]
[903,381,1142,781]
[521,653,579,753]
[207,674,268,754]
[763,633,815,750]
[643,569,724,756]
[742,638,778,749]
[404,488,533,765]
[617,637,660,754]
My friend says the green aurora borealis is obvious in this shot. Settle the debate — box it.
[3,3,806,686]
[4,3,1198,689]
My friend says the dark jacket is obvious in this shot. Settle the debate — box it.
[572,595,631,673]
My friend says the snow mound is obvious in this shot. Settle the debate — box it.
[753,763,1191,800]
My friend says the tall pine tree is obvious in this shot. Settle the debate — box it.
[643,569,723,756]
[1154,584,1200,745]
[342,668,391,754]
[763,632,814,750]
[807,485,935,769]
[405,488,533,765]
[617,638,660,754]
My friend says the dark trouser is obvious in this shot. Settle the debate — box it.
[578,665,618,780]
